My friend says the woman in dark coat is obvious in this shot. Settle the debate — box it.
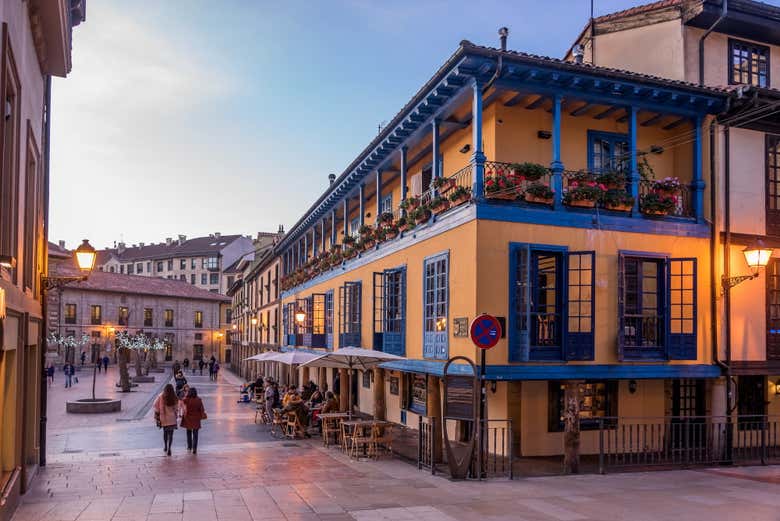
[180,387,206,454]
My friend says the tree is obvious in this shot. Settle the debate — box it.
[47,333,90,364]
[115,332,165,390]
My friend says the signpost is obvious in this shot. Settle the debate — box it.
[469,313,502,479]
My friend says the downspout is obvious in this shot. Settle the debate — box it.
[723,124,735,415]
[698,0,728,86]
[482,27,508,94]
[39,75,52,467]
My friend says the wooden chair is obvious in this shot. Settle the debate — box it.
[349,424,374,460]
[285,412,305,439]
[371,423,394,458]
[270,409,286,438]
[322,417,340,447]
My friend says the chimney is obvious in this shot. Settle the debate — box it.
[499,27,508,52]
[214,232,221,239]
[328,173,336,185]
[277,224,284,234]
[165,237,173,246]
[139,242,145,247]
[118,242,126,254]
[178,234,186,245]
[58,240,66,249]
[572,44,585,64]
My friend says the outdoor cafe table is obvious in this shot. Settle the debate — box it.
[341,419,391,458]
[318,412,351,447]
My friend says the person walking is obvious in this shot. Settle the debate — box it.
[212,361,220,381]
[96,357,102,374]
[198,358,205,376]
[102,355,109,372]
[172,359,181,376]
[208,357,215,381]
[154,384,179,456]
[80,351,86,366]
[183,358,190,373]
[180,387,206,454]
[264,379,275,416]
[46,364,55,387]
[63,362,75,388]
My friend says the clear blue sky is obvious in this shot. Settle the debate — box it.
[47,0,778,249]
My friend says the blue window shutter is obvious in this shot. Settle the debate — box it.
[423,253,449,359]
[382,267,406,356]
[509,244,531,362]
[566,251,595,361]
[667,257,697,360]
[617,253,626,362]
[373,272,384,351]
[325,290,334,350]
[282,305,288,346]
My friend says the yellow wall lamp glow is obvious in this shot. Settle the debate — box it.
[722,240,774,291]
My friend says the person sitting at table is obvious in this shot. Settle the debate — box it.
[308,384,324,406]
[320,391,339,414]
[282,386,297,408]
[282,390,310,437]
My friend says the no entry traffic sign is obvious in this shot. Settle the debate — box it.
[470,314,502,350]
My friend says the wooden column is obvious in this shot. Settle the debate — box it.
[373,368,386,420]
[427,375,443,463]
[301,366,310,386]
[563,381,581,474]
[319,367,328,392]
[339,368,349,412]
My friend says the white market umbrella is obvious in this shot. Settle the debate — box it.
[300,347,407,413]
[244,352,278,362]
[265,350,321,366]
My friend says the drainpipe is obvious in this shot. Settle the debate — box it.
[482,27,508,94]
[699,0,728,86]
[39,75,52,467]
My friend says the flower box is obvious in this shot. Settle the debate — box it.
[605,202,633,212]
[486,191,519,201]
[344,249,358,260]
[525,193,553,205]
[434,177,456,194]
[431,200,451,215]
[450,193,471,206]
[566,199,596,208]
[384,229,399,241]
[361,239,376,250]
[642,209,670,216]
[414,210,431,224]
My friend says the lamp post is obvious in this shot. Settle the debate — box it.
[39,239,96,466]
[722,240,774,290]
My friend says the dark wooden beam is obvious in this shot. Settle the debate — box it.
[504,92,527,107]
[525,96,547,110]
[663,117,688,130]
[641,113,664,127]
[594,106,621,120]
[569,103,592,117]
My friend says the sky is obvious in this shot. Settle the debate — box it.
[46,0,779,249]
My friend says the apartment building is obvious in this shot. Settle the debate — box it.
[95,233,254,295]
[0,1,86,517]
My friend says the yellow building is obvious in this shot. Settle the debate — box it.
[275,25,735,463]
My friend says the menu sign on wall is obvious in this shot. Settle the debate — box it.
[409,374,427,415]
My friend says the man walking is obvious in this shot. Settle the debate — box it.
[63,362,75,389]
[198,358,205,376]
[102,355,109,372]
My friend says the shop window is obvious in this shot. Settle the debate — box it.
[618,254,696,360]
[730,38,769,87]
[511,244,595,361]
[373,267,406,355]
[423,253,448,359]
[404,373,427,415]
[548,381,617,432]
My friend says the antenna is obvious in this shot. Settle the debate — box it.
[377,120,388,135]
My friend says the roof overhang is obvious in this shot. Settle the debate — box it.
[685,0,780,46]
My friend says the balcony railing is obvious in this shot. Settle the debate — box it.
[420,163,474,206]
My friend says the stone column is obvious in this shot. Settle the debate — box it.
[427,375,443,463]
[373,368,386,421]
[563,381,581,474]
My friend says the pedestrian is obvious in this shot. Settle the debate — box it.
[208,358,215,381]
[180,387,206,454]
[174,372,188,395]
[80,351,86,366]
[154,383,179,456]
[198,358,205,376]
[212,361,220,381]
[46,363,55,387]
[96,357,102,373]
[183,358,190,373]
[102,355,109,372]
[172,359,181,376]
[264,379,275,415]
[63,362,75,388]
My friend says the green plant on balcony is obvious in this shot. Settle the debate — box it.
[429,195,451,215]
[511,162,548,181]
[563,182,605,208]
[400,196,420,211]
[329,250,343,267]
[485,170,519,200]
[433,176,456,193]
[651,176,682,196]
[596,170,626,190]
[379,211,395,225]
[410,205,431,224]
[638,155,655,181]
[359,224,374,239]
[603,189,635,212]
[448,185,472,206]
[342,234,357,247]
[343,246,359,260]
[640,192,676,216]
[524,183,554,205]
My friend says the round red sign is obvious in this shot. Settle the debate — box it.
[469,314,502,350]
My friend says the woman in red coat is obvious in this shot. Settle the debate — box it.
[180,387,206,454]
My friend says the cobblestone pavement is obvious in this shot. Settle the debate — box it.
[13,369,780,521]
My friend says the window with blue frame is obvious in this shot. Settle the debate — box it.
[381,194,393,215]
[510,244,594,362]
[373,267,406,355]
[588,130,629,174]
[423,252,448,359]
[618,253,696,360]
[339,281,361,346]
[349,217,360,237]
[730,38,769,88]
[325,290,334,350]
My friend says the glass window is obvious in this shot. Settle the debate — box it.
[179,274,185,281]
[204,256,219,270]
[191,274,195,284]
[373,267,406,355]
[191,258,196,269]
[767,135,780,236]
[768,259,780,360]
[90,305,102,325]
[548,381,617,432]
[167,259,173,270]
[381,194,393,215]
[127,264,133,275]
[423,253,448,359]
[164,309,174,328]
[136,263,143,274]
[737,376,767,430]
[350,217,360,237]
[339,282,362,346]
[118,306,128,326]
[180,259,186,269]
[194,311,203,328]
[144,308,153,327]
[621,257,663,353]
[730,38,769,88]
[201,273,207,285]
[210,273,219,285]
[156,261,163,272]
[64,303,77,324]
[588,131,628,174]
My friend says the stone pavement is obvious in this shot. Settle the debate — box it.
[13,368,780,521]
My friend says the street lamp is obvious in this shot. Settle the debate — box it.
[251,317,258,326]
[294,307,306,325]
[43,239,97,290]
[722,239,774,290]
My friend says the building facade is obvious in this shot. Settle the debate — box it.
[275,11,740,462]
[0,1,85,518]
[49,250,230,366]
[96,233,254,295]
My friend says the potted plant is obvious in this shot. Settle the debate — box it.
[512,162,548,182]
[524,183,555,205]
[429,195,451,215]
[433,176,456,194]
[411,205,431,224]
[329,251,343,267]
[396,216,410,232]
[379,211,395,226]
[449,185,471,206]
[400,196,420,212]
[603,189,635,212]
[640,192,676,216]
[563,184,605,208]
[651,177,682,197]
[596,170,626,190]
[485,171,519,200]
[383,222,400,240]
[359,224,374,240]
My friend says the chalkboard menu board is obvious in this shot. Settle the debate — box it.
[389,376,399,395]
[408,374,427,415]
[444,375,475,420]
